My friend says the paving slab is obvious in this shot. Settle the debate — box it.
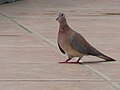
[0,82,115,90]
[0,47,64,63]
[0,63,102,80]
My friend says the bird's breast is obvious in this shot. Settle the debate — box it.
[58,33,82,57]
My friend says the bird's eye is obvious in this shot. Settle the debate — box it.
[61,14,64,16]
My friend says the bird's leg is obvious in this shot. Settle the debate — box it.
[59,58,72,63]
[76,57,82,64]
[68,56,83,64]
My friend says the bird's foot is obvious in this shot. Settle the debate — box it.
[67,61,83,64]
[59,61,83,64]
[59,61,69,63]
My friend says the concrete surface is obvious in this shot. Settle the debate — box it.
[0,0,19,4]
[0,0,120,90]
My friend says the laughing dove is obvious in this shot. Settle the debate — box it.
[56,12,116,63]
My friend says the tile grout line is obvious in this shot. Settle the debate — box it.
[1,12,120,90]
[83,65,120,90]
[0,79,104,83]
[2,15,115,19]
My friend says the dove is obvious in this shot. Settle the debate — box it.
[56,12,116,64]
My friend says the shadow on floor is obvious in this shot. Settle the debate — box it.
[81,60,108,64]
[61,60,115,65]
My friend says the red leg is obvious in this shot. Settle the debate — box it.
[76,57,83,64]
[59,58,72,63]
[76,58,81,63]
[65,57,83,64]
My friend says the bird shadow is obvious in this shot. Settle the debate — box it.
[81,60,107,65]
[61,60,113,65]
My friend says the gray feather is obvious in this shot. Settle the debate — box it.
[70,34,88,54]
[71,33,101,56]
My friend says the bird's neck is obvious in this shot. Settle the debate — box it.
[59,23,70,33]
[60,22,69,28]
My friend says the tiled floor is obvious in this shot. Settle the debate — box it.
[0,0,120,90]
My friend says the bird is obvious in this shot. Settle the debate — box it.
[56,12,116,64]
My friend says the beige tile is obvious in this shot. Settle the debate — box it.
[0,0,120,90]
[0,35,47,47]
[0,82,114,90]
[0,63,101,80]
[0,47,64,63]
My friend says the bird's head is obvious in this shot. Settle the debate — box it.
[56,12,66,23]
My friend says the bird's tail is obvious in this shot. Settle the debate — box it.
[88,46,116,61]
[98,53,116,61]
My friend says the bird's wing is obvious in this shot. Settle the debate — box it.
[70,32,93,55]
[58,42,65,54]
[70,32,102,56]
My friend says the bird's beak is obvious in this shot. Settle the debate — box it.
[56,17,59,20]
